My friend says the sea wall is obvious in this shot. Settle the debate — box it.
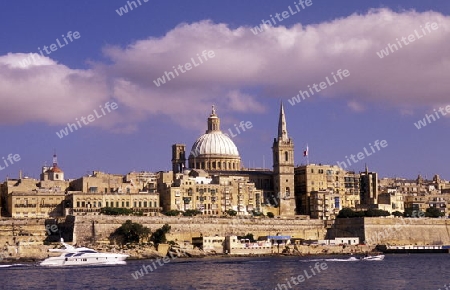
[73,216,327,245]
[328,217,450,245]
[0,218,52,260]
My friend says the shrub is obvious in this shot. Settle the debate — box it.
[111,220,150,244]
[100,207,133,216]
[337,208,390,218]
[150,224,171,246]
[226,209,237,216]
[164,210,181,216]
[267,212,275,218]
[183,209,202,216]
[425,207,444,218]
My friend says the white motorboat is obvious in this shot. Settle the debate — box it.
[362,254,385,261]
[40,239,129,267]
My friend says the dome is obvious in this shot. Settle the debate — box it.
[49,166,63,173]
[188,106,241,171]
[190,132,239,158]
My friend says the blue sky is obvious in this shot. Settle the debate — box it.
[0,0,449,180]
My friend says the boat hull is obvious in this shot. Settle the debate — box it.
[40,253,128,267]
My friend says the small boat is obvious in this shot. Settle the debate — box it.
[40,239,129,267]
[362,254,385,261]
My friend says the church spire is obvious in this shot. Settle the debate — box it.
[278,101,288,142]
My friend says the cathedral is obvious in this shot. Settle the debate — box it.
[162,103,296,216]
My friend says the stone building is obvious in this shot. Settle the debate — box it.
[0,154,68,218]
[164,103,295,216]
[294,164,360,217]
[359,167,379,206]
[67,171,160,216]
[309,190,341,220]
[158,169,262,215]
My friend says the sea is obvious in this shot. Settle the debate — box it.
[0,254,449,290]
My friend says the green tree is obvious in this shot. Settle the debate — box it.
[150,224,171,246]
[164,210,181,216]
[267,212,275,218]
[226,209,237,216]
[365,209,390,217]
[183,209,202,216]
[425,207,444,218]
[392,211,403,217]
[111,220,150,244]
[100,207,133,216]
[337,208,357,218]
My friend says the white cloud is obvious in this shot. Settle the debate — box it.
[1,8,449,129]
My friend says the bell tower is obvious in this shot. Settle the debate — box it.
[272,102,295,216]
[172,144,186,174]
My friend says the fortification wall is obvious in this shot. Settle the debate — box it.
[73,216,327,245]
[328,217,450,245]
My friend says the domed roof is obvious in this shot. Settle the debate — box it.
[190,132,239,157]
[49,166,63,173]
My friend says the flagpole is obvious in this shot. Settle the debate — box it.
[304,143,309,165]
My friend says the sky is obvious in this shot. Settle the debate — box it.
[0,0,449,181]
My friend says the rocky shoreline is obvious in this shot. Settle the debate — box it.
[0,243,378,263]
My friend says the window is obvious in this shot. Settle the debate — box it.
[144,201,147,207]
[285,151,289,162]
[126,202,130,207]
[106,201,109,207]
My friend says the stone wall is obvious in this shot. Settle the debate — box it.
[73,216,327,245]
[328,217,450,245]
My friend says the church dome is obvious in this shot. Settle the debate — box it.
[188,106,241,171]
[190,132,239,157]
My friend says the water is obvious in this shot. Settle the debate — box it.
[1,254,449,290]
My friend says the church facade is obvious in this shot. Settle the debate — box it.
[160,103,297,216]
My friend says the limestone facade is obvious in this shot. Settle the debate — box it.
[294,164,360,217]
[158,170,262,215]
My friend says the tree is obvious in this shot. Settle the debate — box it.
[365,209,390,217]
[111,220,150,244]
[425,207,444,218]
[404,208,425,218]
[226,209,237,216]
[100,207,133,216]
[337,208,357,218]
[267,212,275,218]
[164,210,181,216]
[150,224,171,246]
[183,209,202,216]
[392,211,403,217]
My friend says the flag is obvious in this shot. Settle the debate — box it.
[303,145,309,157]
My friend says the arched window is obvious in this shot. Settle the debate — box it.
[285,151,289,162]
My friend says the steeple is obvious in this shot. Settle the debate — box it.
[206,105,221,133]
[272,101,295,216]
[278,102,288,142]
